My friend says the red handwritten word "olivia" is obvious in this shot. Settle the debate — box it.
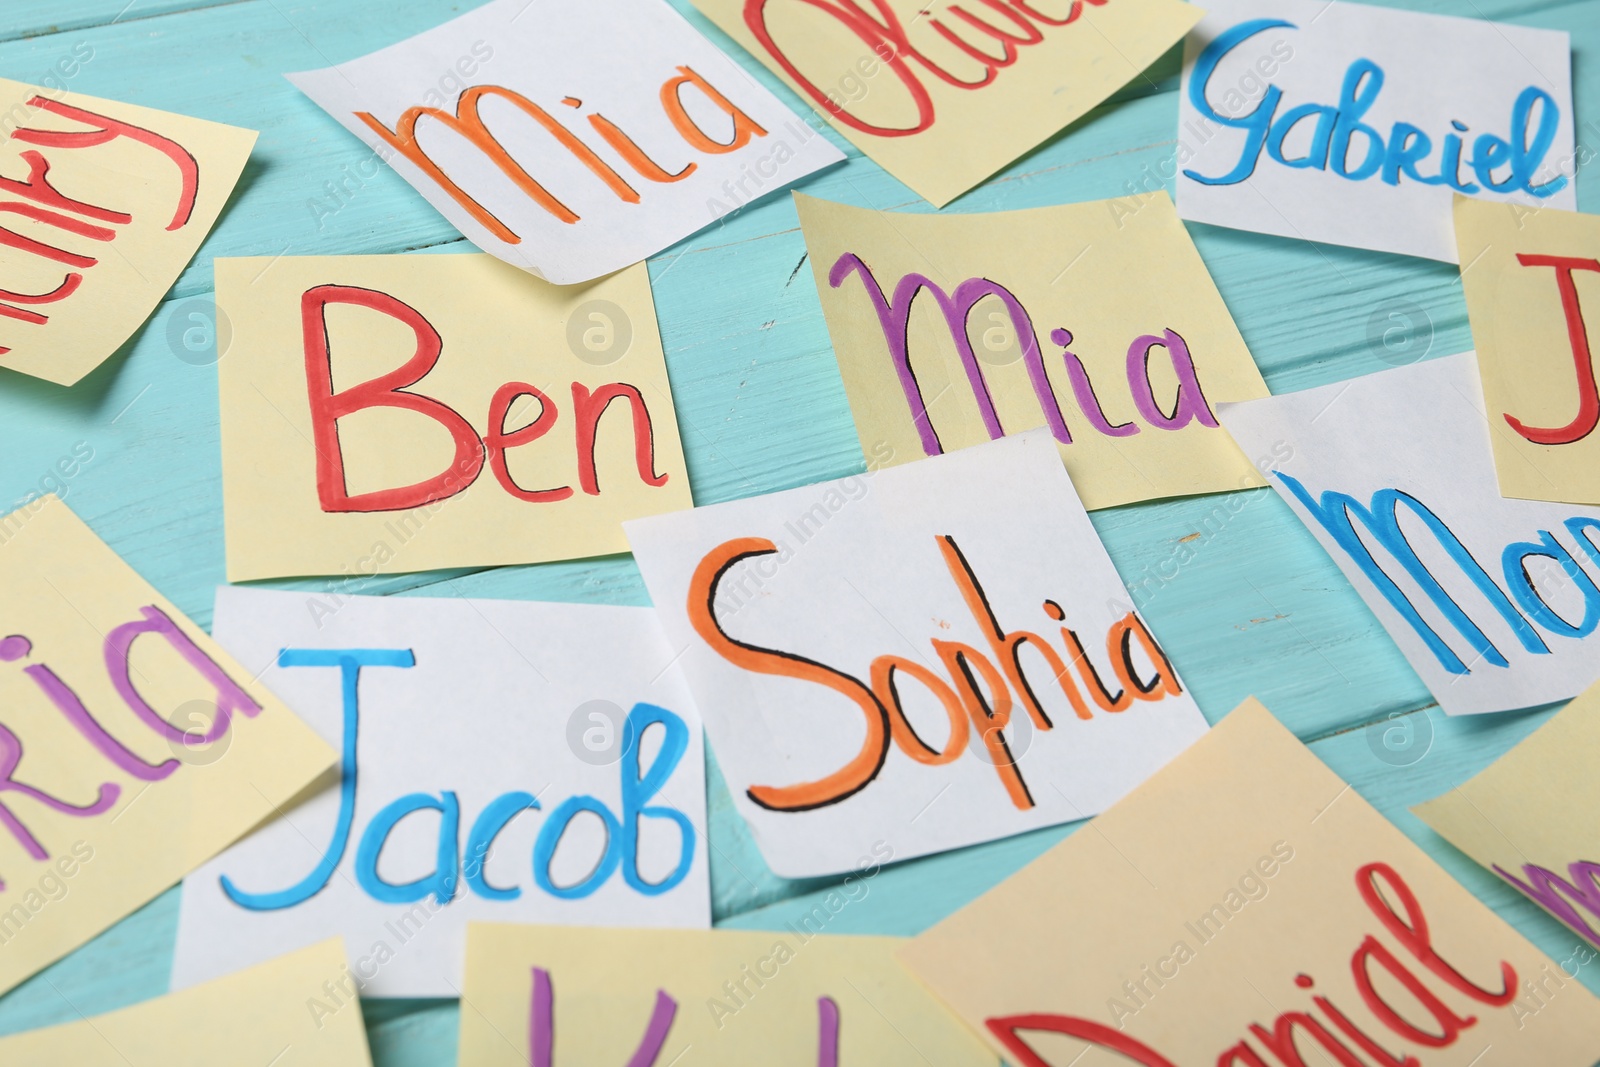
[987,862,1519,1066]
[743,0,1110,137]
[0,98,199,351]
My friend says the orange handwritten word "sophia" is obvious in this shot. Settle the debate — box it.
[688,532,1182,812]
[354,67,767,240]
[0,97,199,352]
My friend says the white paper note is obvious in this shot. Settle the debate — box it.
[625,432,1210,878]
[171,588,709,997]
[1217,353,1600,716]
[287,0,842,284]
[1176,0,1575,261]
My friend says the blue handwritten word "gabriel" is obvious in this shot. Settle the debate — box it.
[1186,18,1567,198]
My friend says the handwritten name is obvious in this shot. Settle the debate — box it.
[1276,472,1600,675]
[1186,18,1567,199]
[743,0,1111,137]
[988,862,1518,1066]
[0,608,261,891]
[301,284,669,514]
[831,252,1221,457]
[218,649,697,910]
[688,532,1182,811]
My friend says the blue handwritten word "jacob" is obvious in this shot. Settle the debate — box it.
[219,649,696,910]
[1187,18,1567,198]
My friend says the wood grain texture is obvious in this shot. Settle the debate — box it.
[0,0,1595,1062]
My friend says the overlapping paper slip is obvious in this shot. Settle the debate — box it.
[1415,675,1600,953]
[1177,0,1575,262]
[216,253,691,581]
[795,192,1270,510]
[0,78,254,384]
[287,0,841,285]
[625,431,1208,878]
[0,496,333,998]
[0,940,371,1066]
[900,698,1600,1066]
[172,587,709,998]
[1217,353,1600,716]
[692,0,1200,207]
[1456,196,1600,505]
[459,924,997,1066]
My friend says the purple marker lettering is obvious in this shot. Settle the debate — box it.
[3,633,178,781]
[1053,329,1137,439]
[0,720,119,888]
[1126,329,1219,431]
[104,605,262,745]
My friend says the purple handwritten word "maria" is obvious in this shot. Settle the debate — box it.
[830,253,1218,457]
[0,604,260,889]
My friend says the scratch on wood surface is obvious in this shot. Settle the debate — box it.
[785,253,808,287]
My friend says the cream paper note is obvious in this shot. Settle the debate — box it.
[0,78,254,384]
[0,496,334,997]
[217,253,691,581]
[796,191,1269,510]
[901,698,1600,1066]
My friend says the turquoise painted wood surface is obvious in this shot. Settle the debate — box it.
[0,0,1596,1061]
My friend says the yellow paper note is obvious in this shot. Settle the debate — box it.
[216,254,692,580]
[459,923,998,1066]
[796,192,1269,509]
[691,0,1200,206]
[0,78,255,386]
[1415,677,1600,960]
[900,698,1600,1065]
[0,495,334,997]
[1456,196,1600,505]
[0,939,371,1065]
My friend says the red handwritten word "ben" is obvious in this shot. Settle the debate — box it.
[987,862,1518,1066]
[743,0,1110,137]
[301,285,669,514]
[0,98,199,351]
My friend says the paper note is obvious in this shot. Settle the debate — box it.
[796,193,1270,510]
[286,0,841,285]
[0,78,254,384]
[1456,196,1600,505]
[0,940,371,1066]
[216,253,692,581]
[459,923,997,1066]
[0,496,333,998]
[693,0,1200,207]
[900,698,1600,1065]
[1217,353,1600,716]
[625,431,1209,878]
[1415,676,1600,958]
[1176,0,1576,262]
[172,587,709,998]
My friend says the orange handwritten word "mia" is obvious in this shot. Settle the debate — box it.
[0,97,199,352]
[688,532,1181,811]
[355,67,766,241]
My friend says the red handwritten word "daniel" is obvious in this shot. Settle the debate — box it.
[987,862,1519,1066]
[1,98,199,352]
[743,0,1110,137]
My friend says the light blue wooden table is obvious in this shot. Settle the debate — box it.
[0,0,1595,1061]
